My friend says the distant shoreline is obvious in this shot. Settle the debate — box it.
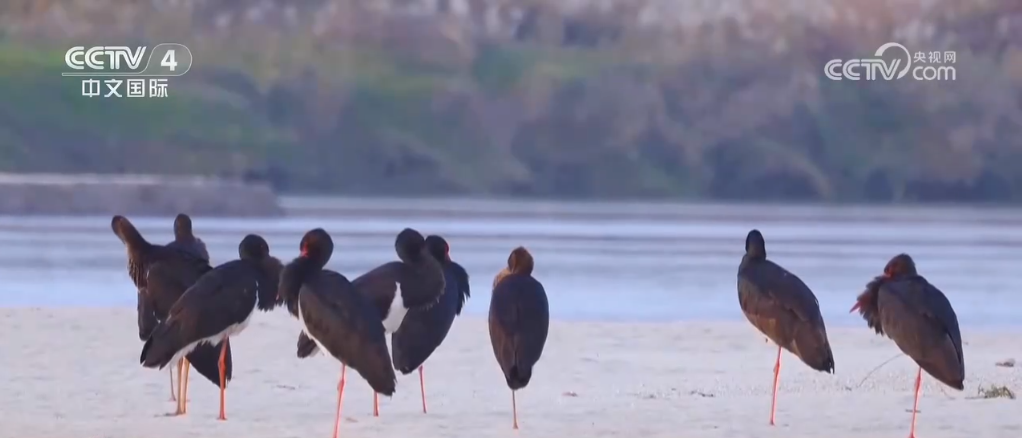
[0,173,283,217]
[279,196,1022,225]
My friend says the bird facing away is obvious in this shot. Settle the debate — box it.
[737,229,834,425]
[279,228,397,438]
[139,234,282,421]
[851,253,964,438]
[166,213,210,262]
[347,227,446,416]
[111,215,233,413]
[390,234,471,414]
[489,246,549,430]
[160,213,211,404]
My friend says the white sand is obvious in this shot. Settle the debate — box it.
[1,308,1019,438]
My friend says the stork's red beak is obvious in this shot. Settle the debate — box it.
[849,302,862,313]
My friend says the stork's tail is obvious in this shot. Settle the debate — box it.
[139,321,187,369]
[793,324,836,374]
[186,340,233,388]
[297,332,319,358]
[506,364,534,390]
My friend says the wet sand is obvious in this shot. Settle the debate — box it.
[1,308,1019,438]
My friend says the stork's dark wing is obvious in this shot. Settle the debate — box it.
[278,259,306,318]
[391,319,448,374]
[137,291,158,340]
[167,261,257,334]
[399,255,445,309]
[915,281,963,367]
[488,274,549,390]
[351,262,402,319]
[299,271,396,395]
[140,261,255,369]
[254,256,284,311]
[145,255,213,317]
[879,277,964,388]
[390,260,467,373]
[738,259,835,371]
[449,261,471,315]
[738,260,824,325]
[390,299,455,374]
[166,239,210,263]
[194,238,210,262]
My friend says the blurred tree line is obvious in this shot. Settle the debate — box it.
[1,0,1021,202]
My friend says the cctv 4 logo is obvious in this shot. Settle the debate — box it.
[65,46,180,72]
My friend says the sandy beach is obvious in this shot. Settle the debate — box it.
[1,308,1018,438]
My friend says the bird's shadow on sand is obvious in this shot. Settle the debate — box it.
[157,412,184,418]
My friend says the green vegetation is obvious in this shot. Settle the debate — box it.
[2,0,1022,202]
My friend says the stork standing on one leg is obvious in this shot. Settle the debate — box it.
[334,228,444,416]
[112,215,233,414]
[737,229,835,425]
[390,234,471,414]
[140,234,281,420]
[280,229,398,438]
[488,246,549,430]
[851,253,964,438]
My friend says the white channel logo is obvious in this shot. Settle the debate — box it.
[825,42,956,81]
[65,46,147,71]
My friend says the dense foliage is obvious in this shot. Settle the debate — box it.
[2,0,1021,202]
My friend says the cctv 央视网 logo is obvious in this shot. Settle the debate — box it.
[824,42,913,81]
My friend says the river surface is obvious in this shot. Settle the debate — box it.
[1,197,1020,327]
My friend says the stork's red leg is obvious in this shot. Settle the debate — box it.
[173,359,185,415]
[218,339,228,421]
[769,345,782,426]
[168,366,177,402]
[182,360,190,414]
[512,390,519,429]
[909,367,922,438]
[419,366,427,414]
[332,365,347,438]
[373,392,380,417]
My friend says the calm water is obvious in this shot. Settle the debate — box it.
[2,197,1020,327]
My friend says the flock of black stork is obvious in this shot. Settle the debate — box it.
[113,215,964,438]
[739,230,963,438]
[113,214,547,436]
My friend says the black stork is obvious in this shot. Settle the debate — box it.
[279,228,397,438]
[112,215,233,414]
[161,213,209,403]
[166,213,209,262]
[390,234,471,413]
[737,229,835,425]
[851,253,964,438]
[489,246,549,430]
[139,234,282,421]
[344,227,445,416]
